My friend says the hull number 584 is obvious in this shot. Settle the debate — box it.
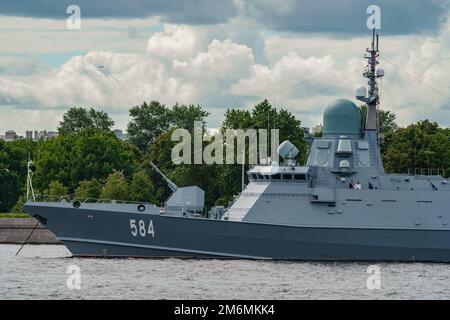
[129,219,155,238]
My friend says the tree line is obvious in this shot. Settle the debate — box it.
[0,100,449,213]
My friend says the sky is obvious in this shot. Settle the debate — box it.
[0,0,449,135]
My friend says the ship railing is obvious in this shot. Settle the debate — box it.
[31,194,155,205]
[407,168,446,178]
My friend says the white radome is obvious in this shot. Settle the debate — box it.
[277,140,299,159]
[355,85,367,98]
[376,68,385,77]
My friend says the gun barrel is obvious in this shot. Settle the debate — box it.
[150,162,178,192]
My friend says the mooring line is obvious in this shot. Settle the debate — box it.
[15,220,40,256]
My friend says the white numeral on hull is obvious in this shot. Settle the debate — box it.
[129,219,155,238]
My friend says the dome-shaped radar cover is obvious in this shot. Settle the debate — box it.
[277,140,299,159]
[323,98,361,136]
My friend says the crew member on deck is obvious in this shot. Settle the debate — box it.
[349,180,354,189]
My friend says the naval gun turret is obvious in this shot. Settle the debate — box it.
[150,161,205,216]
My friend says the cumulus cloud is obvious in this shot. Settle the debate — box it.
[0,27,255,113]
[1,15,449,135]
[146,25,207,61]
[378,31,450,125]
[230,53,343,97]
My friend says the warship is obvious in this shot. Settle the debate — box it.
[24,31,450,261]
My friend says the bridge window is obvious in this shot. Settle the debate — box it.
[294,174,306,181]
[282,174,293,180]
[272,174,281,180]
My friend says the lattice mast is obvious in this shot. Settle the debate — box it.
[356,29,384,142]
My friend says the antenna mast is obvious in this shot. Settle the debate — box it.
[356,29,384,139]
[26,160,36,201]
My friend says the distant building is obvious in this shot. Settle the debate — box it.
[114,129,126,140]
[312,124,323,135]
[34,130,59,140]
[1,130,59,142]
[4,130,18,142]
[38,130,47,139]
[46,131,59,139]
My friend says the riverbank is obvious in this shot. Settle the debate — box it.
[0,218,61,244]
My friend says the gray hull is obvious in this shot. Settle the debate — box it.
[24,203,450,261]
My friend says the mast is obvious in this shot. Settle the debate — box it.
[26,159,36,201]
[357,29,384,140]
[355,29,385,174]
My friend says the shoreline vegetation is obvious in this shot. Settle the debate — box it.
[0,213,31,218]
[1,100,449,218]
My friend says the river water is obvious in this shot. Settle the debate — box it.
[0,244,449,299]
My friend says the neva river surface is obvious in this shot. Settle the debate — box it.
[1,244,449,299]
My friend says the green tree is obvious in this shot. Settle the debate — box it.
[359,104,398,134]
[46,180,68,201]
[11,195,27,213]
[58,107,114,134]
[127,101,172,151]
[129,171,155,203]
[100,171,129,201]
[251,99,278,131]
[382,120,450,176]
[0,139,34,212]
[143,127,220,208]
[274,108,306,164]
[145,129,179,205]
[222,100,306,162]
[127,101,209,152]
[74,178,102,200]
[217,99,307,204]
[34,129,137,192]
[171,103,210,132]
[221,109,253,131]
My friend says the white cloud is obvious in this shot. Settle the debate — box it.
[0,27,256,124]
[0,16,161,53]
[230,53,343,98]
[146,25,207,60]
[1,17,449,136]
[175,39,254,78]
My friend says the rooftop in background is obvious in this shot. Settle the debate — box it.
[114,129,127,140]
[1,129,129,142]
[0,130,59,142]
